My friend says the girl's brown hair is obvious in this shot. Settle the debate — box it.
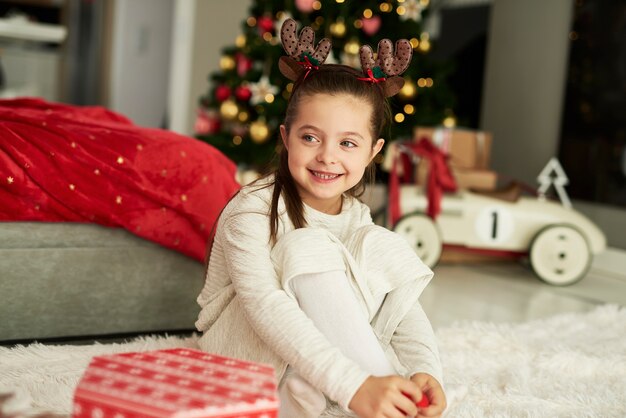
[268,64,392,243]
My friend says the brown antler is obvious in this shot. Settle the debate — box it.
[279,19,332,81]
[359,38,413,97]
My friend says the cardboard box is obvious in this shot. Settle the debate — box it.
[417,162,498,191]
[72,348,279,418]
[413,127,493,170]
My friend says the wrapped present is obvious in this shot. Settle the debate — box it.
[417,162,498,191]
[414,127,493,170]
[72,348,279,418]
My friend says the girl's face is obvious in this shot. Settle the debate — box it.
[280,93,384,215]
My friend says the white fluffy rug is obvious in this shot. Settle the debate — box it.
[1,305,625,418]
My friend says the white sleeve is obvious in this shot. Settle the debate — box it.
[220,211,369,410]
[390,301,443,385]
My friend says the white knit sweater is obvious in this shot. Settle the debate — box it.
[196,178,442,413]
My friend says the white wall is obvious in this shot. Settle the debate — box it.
[481,0,573,185]
[169,0,250,135]
[110,0,173,128]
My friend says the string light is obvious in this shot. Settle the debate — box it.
[443,116,456,128]
[394,113,405,123]
[379,2,391,12]
[265,94,275,103]
[313,1,322,10]
[344,39,360,55]
[238,111,249,122]
[246,17,256,27]
[410,38,419,49]
[417,78,427,88]
[400,79,416,98]
[397,6,406,16]
[235,35,246,48]
[404,104,415,114]
[426,78,434,87]
[233,136,243,145]
[363,9,373,18]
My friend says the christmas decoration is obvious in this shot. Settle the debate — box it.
[400,0,426,22]
[250,118,270,143]
[235,85,252,102]
[257,14,274,35]
[194,108,221,135]
[248,76,279,106]
[236,53,253,77]
[361,15,381,36]
[295,0,316,13]
[197,1,457,168]
[219,55,236,71]
[537,158,571,208]
[215,84,231,102]
[219,99,239,120]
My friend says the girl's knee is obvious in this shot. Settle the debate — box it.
[271,228,347,293]
[347,224,406,255]
[271,228,343,265]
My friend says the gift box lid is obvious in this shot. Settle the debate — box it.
[72,348,279,418]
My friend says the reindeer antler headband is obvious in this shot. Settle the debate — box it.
[278,18,413,97]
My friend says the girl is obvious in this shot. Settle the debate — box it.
[196,20,446,418]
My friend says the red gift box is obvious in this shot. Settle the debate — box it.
[72,348,279,418]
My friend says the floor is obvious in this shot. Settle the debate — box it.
[421,251,626,330]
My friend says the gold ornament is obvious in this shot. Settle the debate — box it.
[249,119,270,143]
[220,55,236,71]
[219,99,239,120]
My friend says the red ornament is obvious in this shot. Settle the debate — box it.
[361,15,382,36]
[235,85,252,102]
[257,15,274,35]
[236,53,253,77]
[194,108,220,135]
[215,85,231,102]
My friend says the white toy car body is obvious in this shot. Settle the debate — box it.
[393,185,607,286]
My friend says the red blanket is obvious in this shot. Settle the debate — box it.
[0,98,240,262]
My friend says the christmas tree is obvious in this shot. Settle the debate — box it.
[195,0,457,169]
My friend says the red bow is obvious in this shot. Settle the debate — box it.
[357,68,386,83]
[297,55,319,80]
[388,138,457,226]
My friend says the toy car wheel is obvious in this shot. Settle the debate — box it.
[393,213,442,268]
[529,225,592,286]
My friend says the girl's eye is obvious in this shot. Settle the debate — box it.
[341,140,357,148]
[302,134,317,143]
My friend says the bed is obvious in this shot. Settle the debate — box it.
[0,98,240,342]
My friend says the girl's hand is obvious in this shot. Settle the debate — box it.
[409,373,446,417]
[349,375,423,418]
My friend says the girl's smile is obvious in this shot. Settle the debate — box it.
[280,93,384,215]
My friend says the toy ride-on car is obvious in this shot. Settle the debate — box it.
[388,144,606,286]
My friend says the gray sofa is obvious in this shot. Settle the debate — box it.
[0,222,205,342]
